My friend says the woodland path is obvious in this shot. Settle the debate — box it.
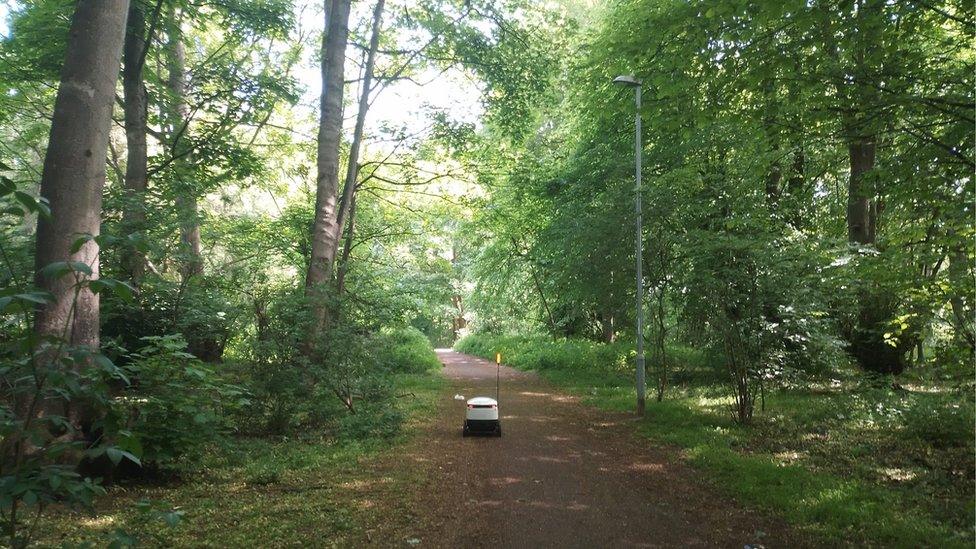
[363,350,804,548]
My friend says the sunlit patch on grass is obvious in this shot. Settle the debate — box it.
[340,479,387,491]
[879,467,918,482]
[79,515,117,529]
[695,395,732,407]
[773,451,805,465]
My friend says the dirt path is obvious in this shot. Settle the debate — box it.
[369,350,801,548]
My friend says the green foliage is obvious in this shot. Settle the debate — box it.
[456,333,631,374]
[0,163,140,547]
[460,0,973,385]
[32,370,445,547]
[102,276,242,364]
[900,397,975,449]
[373,327,441,374]
[116,335,245,470]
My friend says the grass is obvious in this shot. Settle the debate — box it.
[456,334,974,547]
[34,372,446,548]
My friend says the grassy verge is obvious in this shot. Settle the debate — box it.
[456,334,974,547]
[34,372,445,547]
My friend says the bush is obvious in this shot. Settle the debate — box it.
[454,333,630,373]
[901,398,975,448]
[337,404,404,440]
[117,335,245,470]
[373,327,440,373]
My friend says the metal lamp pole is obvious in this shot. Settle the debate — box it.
[613,75,645,417]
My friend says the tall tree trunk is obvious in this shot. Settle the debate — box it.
[34,0,129,432]
[847,136,876,245]
[121,1,148,283]
[166,12,202,280]
[530,266,558,336]
[335,192,357,298]
[838,0,910,374]
[653,287,667,401]
[947,237,975,352]
[333,0,385,262]
[785,145,805,226]
[306,0,352,335]
[760,76,781,210]
[35,0,129,347]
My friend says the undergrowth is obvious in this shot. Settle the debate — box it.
[34,371,445,547]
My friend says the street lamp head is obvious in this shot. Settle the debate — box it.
[612,75,642,87]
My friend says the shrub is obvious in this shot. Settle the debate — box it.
[337,404,404,440]
[454,333,630,373]
[118,335,245,470]
[373,327,440,373]
[900,398,975,448]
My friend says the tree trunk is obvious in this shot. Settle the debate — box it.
[166,12,203,280]
[335,192,357,298]
[847,137,876,245]
[332,0,384,262]
[947,238,975,352]
[121,1,148,283]
[530,266,558,336]
[306,0,352,334]
[600,313,615,343]
[35,0,129,348]
[654,289,667,402]
[760,76,781,210]
[785,145,805,225]
[765,156,781,209]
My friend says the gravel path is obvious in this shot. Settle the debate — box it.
[369,350,802,548]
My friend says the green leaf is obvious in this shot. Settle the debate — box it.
[94,234,120,247]
[114,280,135,302]
[69,261,93,276]
[71,234,94,254]
[117,432,143,458]
[0,292,55,314]
[162,510,184,528]
[39,261,72,280]
[0,176,15,196]
[15,292,53,305]
[127,233,150,253]
[34,196,50,219]
[13,191,38,213]
[87,279,109,294]
[105,447,140,466]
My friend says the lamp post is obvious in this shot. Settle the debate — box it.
[613,74,645,417]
